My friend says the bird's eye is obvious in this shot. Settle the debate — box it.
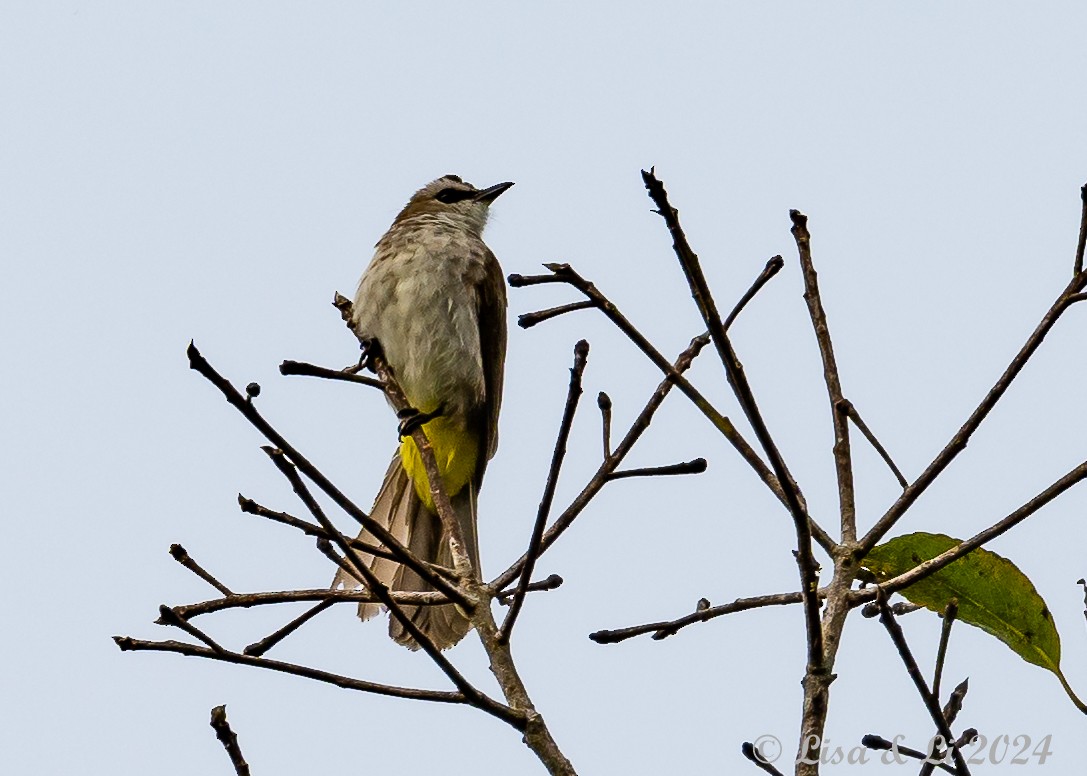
[435,187,474,204]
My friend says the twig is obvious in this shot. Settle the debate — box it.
[860,735,956,774]
[510,263,835,555]
[853,459,1087,605]
[932,599,959,700]
[875,591,971,775]
[114,636,465,704]
[186,343,454,604]
[741,742,785,776]
[316,536,367,586]
[156,605,225,653]
[607,458,707,481]
[724,256,784,330]
[598,392,612,457]
[237,495,455,579]
[172,588,450,620]
[920,680,972,776]
[858,271,1087,556]
[1074,182,1087,277]
[210,705,251,776]
[491,332,709,590]
[510,268,783,519]
[590,590,807,644]
[499,341,588,644]
[169,544,234,596]
[944,678,969,725]
[641,169,824,678]
[837,399,909,489]
[791,210,857,544]
[517,300,595,328]
[258,448,514,724]
[279,359,383,389]
[244,599,336,657]
[497,574,564,604]
[860,600,922,618]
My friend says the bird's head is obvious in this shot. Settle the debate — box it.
[392,175,514,236]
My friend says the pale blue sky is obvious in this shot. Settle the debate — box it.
[3,3,1087,774]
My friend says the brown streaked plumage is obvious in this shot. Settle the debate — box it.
[332,175,511,650]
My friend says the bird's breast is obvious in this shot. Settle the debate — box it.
[354,231,487,420]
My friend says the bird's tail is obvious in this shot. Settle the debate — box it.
[331,453,480,650]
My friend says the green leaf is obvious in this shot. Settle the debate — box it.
[862,532,1085,712]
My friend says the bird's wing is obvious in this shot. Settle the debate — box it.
[475,245,508,471]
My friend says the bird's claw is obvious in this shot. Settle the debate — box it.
[398,405,444,439]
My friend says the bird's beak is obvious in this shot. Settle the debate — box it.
[474,181,515,203]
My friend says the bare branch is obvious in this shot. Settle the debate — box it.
[1075,182,1087,277]
[791,210,857,543]
[186,343,454,603]
[511,264,836,557]
[517,300,595,328]
[173,588,450,621]
[279,359,383,389]
[114,636,466,705]
[607,458,707,481]
[497,574,564,604]
[724,255,784,330]
[641,169,823,675]
[237,495,455,579]
[210,706,251,776]
[243,599,335,657]
[921,676,971,776]
[944,678,969,725]
[157,605,225,653]
[260,447,512,721]
[932,599,959,701]
[853,459,1087,605]
[597,391,612,458]
[858,273,1087,555]
[837,399,909,489]
[169,544,234,596]
[874,591,971,775]
[589,590,807,644]
[510,266,782,513]
[860,600,922,618]
[499,341,589,644]
[741,741,786,776]
[491,332,710,590]
[861,736,956,774]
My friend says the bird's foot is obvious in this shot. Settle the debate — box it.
[398,404,445,439]
[358,338,384,373]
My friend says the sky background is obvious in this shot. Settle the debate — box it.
[4,3,1087,774]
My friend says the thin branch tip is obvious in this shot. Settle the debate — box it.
[186,340,203,367]
[499,340,588,642]
[517,300,596,328]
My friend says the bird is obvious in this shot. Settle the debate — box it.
[332,174,511,650]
